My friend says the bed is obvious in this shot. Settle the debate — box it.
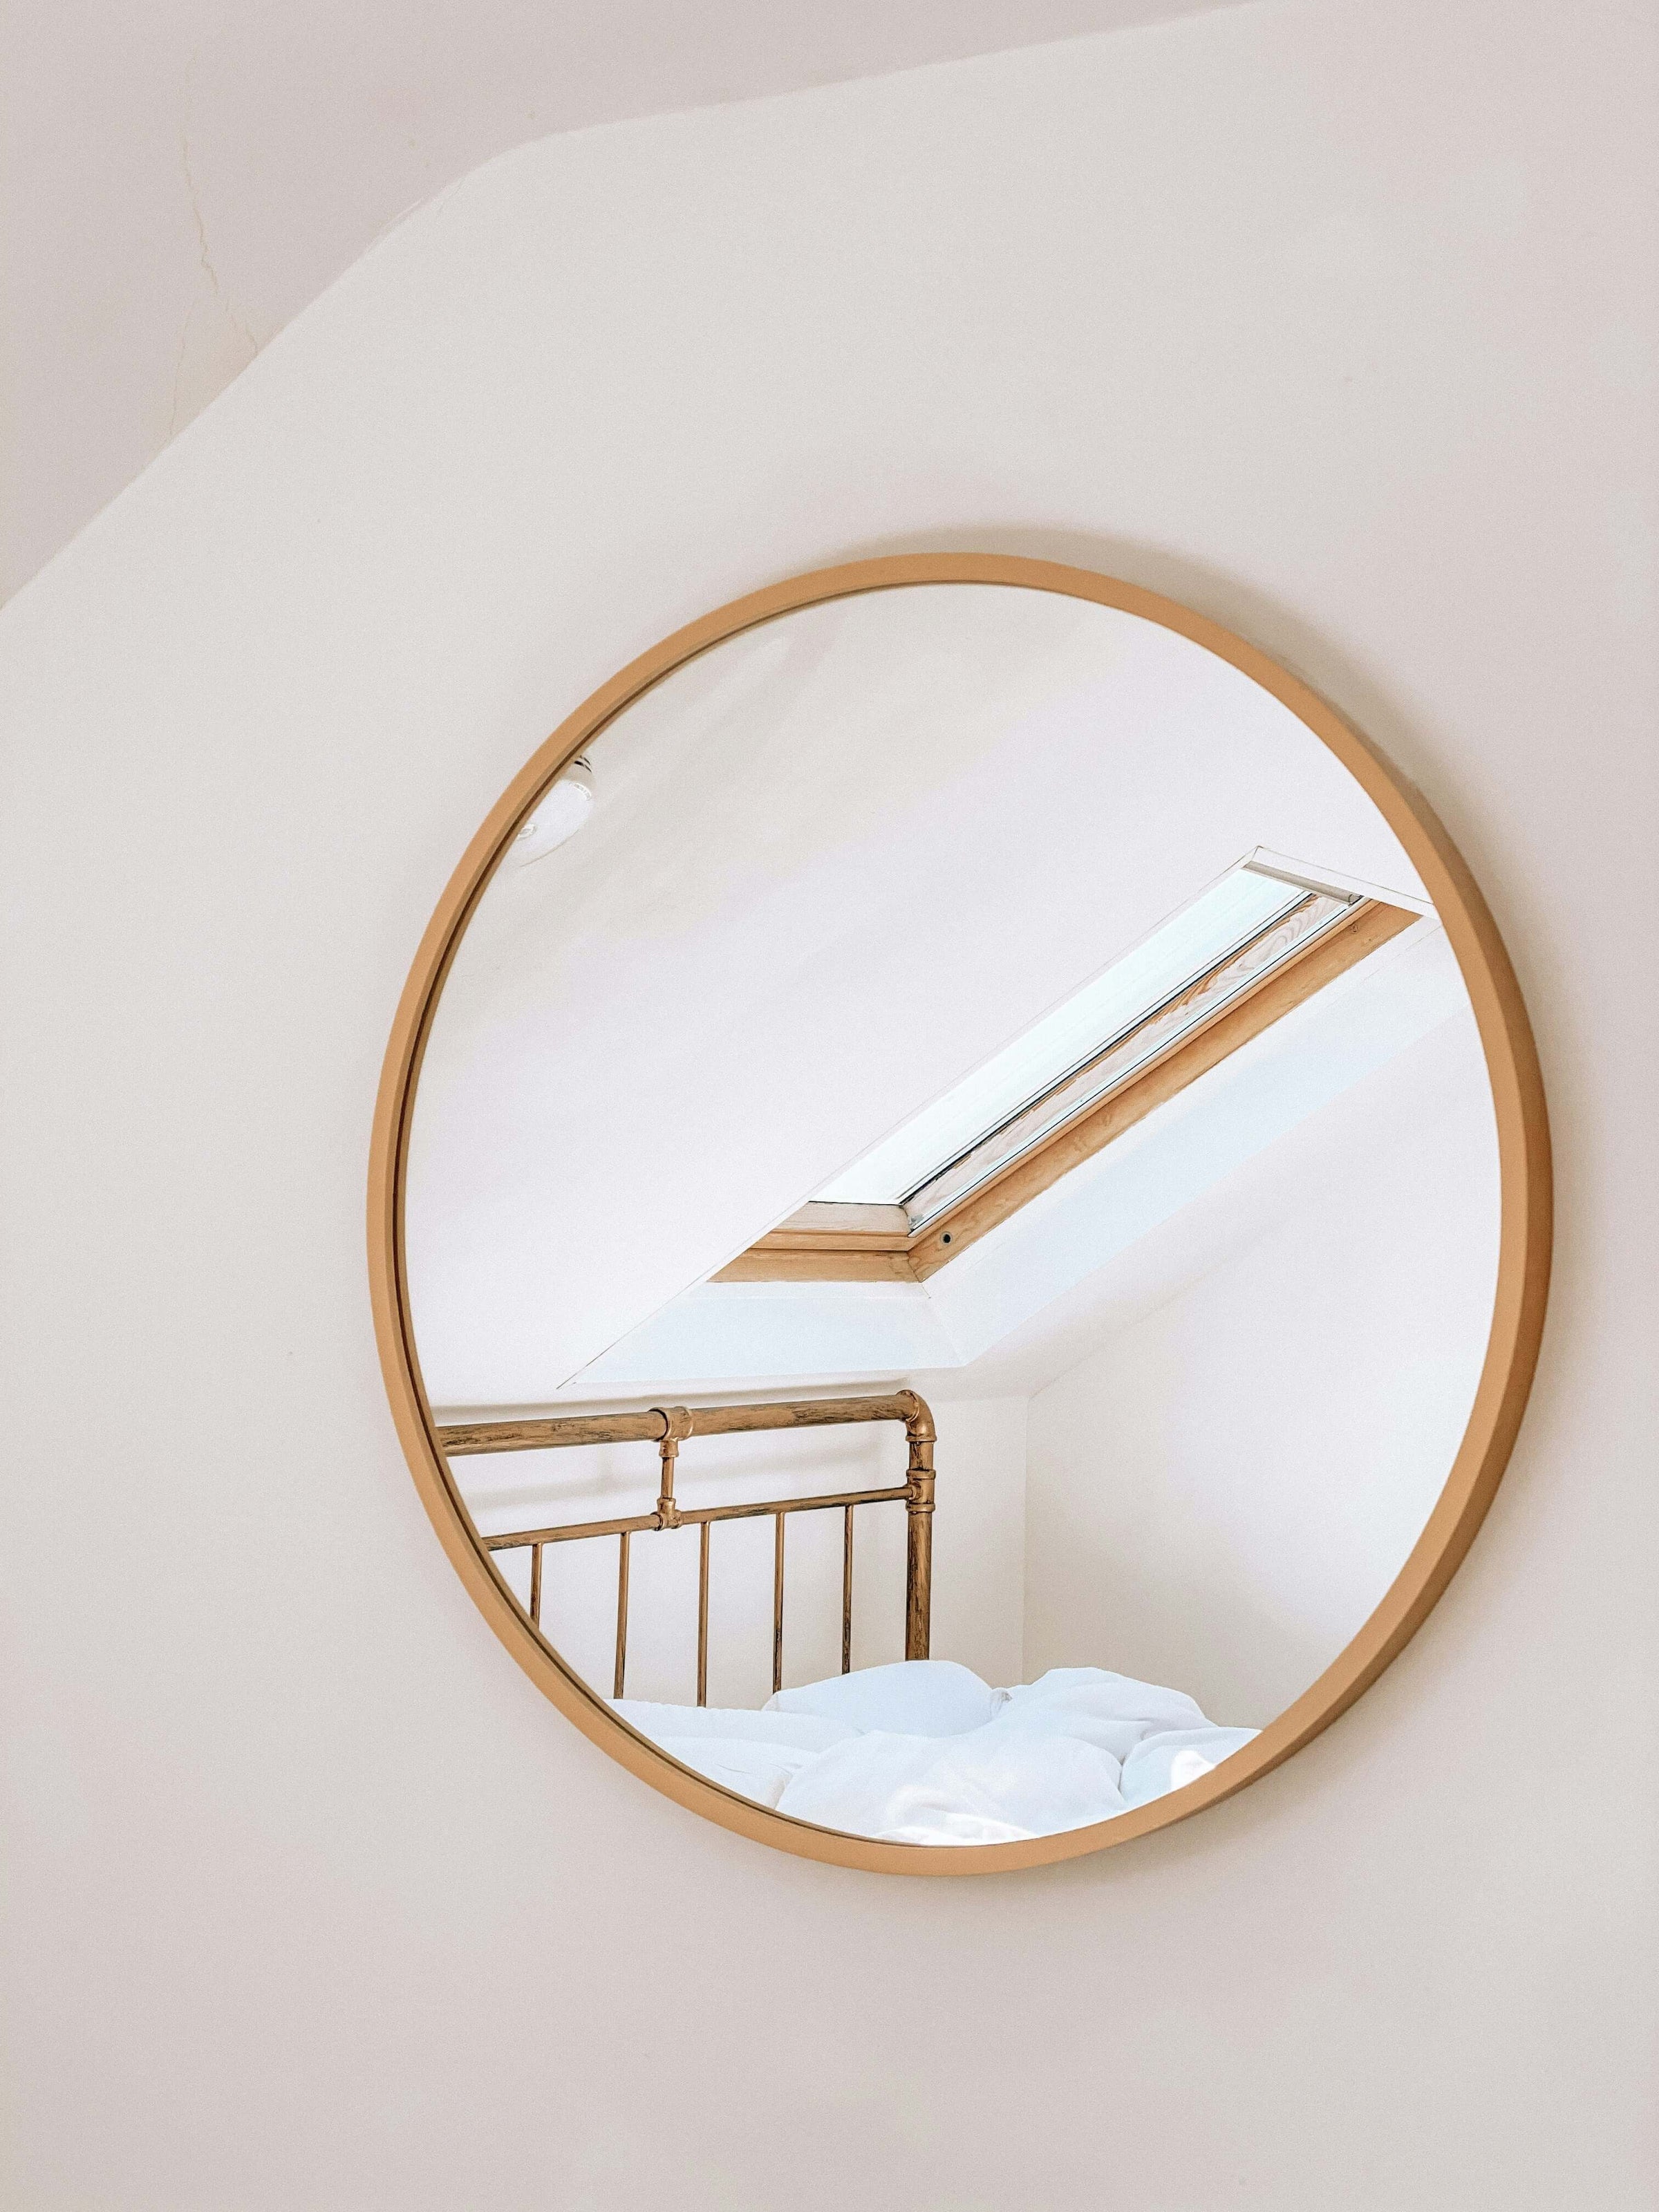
[438,1391,1255,1844]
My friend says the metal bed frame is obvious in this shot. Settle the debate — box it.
[435,1391,937,1702]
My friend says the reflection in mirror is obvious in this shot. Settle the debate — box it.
[405,583,1499,1849]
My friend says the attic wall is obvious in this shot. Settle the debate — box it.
[1024,1006,1502,1721]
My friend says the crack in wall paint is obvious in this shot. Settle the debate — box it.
[169,47,262,438]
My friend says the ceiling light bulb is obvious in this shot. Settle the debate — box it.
[514,756,594,864]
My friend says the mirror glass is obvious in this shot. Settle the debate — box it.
[404,583,1499,1850]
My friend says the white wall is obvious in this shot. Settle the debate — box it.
[1024,1004,1500,1723]
[1,3,1653,2206]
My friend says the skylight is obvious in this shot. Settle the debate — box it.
[815,860,1362,1226]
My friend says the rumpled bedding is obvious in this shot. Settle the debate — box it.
[612,1660,1257,1844]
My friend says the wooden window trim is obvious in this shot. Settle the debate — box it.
[712,897,1417,1286]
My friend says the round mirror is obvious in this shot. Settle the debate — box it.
[373,555,1548,1873]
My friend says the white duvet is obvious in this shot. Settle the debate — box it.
[614,1660,1257,1845]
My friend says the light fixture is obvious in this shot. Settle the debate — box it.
[514,756,595,865]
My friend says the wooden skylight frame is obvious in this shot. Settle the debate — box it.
[715,890,1417,1286]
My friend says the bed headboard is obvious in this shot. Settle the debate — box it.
[435,1391,937,1703]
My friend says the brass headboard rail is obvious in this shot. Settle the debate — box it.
[435,1391,936,1705]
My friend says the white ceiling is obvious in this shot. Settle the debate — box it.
[0,0,1246,606]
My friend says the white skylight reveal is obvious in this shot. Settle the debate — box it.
[816,859,1367,1226]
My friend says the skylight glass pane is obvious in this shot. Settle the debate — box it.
[814,866,1314,1207]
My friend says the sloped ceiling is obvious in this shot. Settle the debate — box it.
[405,581,1431,1409]
[0,0,1253,602]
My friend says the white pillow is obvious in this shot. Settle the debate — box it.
[1000,1668,1211,1753]
[765,1659,1001,1738]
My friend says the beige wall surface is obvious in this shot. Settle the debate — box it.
[0,0,1239,606]
[1,1,1654,2204]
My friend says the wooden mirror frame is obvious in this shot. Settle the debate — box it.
[368,553,1552,1877]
